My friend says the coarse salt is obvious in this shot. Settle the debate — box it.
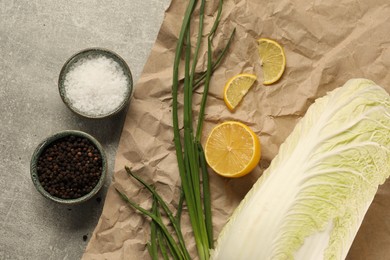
[64,55,129,117]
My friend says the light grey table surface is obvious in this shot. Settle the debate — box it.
[0,1,171,259]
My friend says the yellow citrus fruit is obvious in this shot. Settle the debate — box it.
[223,73,257,111]
[257,38,286,85]
[204,121,261,178]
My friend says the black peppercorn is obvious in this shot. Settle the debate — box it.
[36,135,102,200]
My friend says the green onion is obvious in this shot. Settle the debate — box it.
[148,197,159,260]
[115,188,185,259]
[175,187,185,224]
[155,200,170,260]
[124,167,190,259]
[193,28,236,90]
[116,0,234,259]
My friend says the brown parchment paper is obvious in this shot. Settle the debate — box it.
[83,0,390,259]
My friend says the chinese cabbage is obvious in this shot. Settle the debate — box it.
[211,79,390,260]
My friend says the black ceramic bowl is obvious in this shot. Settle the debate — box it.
[30,130,107,205]
[58,48,133,119]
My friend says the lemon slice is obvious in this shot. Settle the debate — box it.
[204,121,261,178]
[223,73,257,111]
[257,38,286,85]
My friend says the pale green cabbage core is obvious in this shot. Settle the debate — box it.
[211,79,390,260]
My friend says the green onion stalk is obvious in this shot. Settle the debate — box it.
[116,0,235,259]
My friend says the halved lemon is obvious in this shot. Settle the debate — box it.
[257,38,286,85]
[223,73,257,111]
[204,121,261,178]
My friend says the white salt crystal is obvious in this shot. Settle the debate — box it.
[64,55,129,117]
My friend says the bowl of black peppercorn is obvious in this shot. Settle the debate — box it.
[30,130,107,205]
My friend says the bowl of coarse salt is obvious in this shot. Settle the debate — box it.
[58,48,133,119]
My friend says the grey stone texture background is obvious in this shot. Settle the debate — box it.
[0,1,170,259]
